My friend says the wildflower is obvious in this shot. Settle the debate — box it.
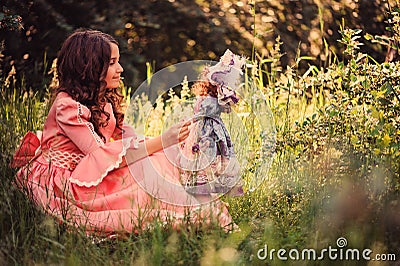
[4,65,16,87]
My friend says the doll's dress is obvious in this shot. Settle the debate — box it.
[13,92,235,234]
[178,95,243,196]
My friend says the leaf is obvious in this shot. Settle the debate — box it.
[371,128,379,136]
[364,33,373,40]
[371,106,380,119]
[351,135,359,145]
[381,134,391,148]
[373,148,381,155]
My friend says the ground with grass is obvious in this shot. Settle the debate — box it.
[1,11,400,266]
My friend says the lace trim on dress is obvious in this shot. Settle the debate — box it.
[68,137,134,187]
[42,148,85,171]
[77,102,104,146]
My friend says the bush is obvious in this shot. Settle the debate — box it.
[0,9,399,265]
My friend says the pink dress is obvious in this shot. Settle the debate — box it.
[14,92,234,234]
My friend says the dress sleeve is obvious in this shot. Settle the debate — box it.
[112,123,137,140]
[56,97,104,154]
[56,97,137,187]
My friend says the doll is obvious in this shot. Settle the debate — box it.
[178,49,246,197]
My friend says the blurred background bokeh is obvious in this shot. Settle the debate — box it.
[0,0,397,90]
[1,1,399,264]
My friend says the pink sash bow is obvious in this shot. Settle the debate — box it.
[10,131,41,168]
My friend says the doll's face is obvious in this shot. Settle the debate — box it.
[192,81,218,97]
[104,43,124,89]
[192,81,209,96]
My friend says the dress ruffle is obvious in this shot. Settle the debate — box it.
[69,137,135,187]
[16,156,234,234]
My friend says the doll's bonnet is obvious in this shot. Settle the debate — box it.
[203,49,246,109]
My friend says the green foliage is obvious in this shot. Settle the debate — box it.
[0,6,22,31]
[0,0,395,93]
[1,5,400,265]
[365,2,400,55]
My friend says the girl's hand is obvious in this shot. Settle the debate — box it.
[125,119,191,165]
[162,120,191,148]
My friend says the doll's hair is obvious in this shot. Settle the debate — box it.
[191,80,218,98]
[56,29,124,142]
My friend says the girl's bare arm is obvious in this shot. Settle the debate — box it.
[124,120,190,164]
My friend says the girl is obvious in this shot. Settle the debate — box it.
[178,49,245,197]
[12,29,235,234]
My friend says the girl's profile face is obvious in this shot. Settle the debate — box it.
[105,43,124,89]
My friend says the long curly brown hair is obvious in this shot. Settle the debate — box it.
[56,29,124,142]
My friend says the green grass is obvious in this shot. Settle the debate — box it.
[1,31,399,265]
